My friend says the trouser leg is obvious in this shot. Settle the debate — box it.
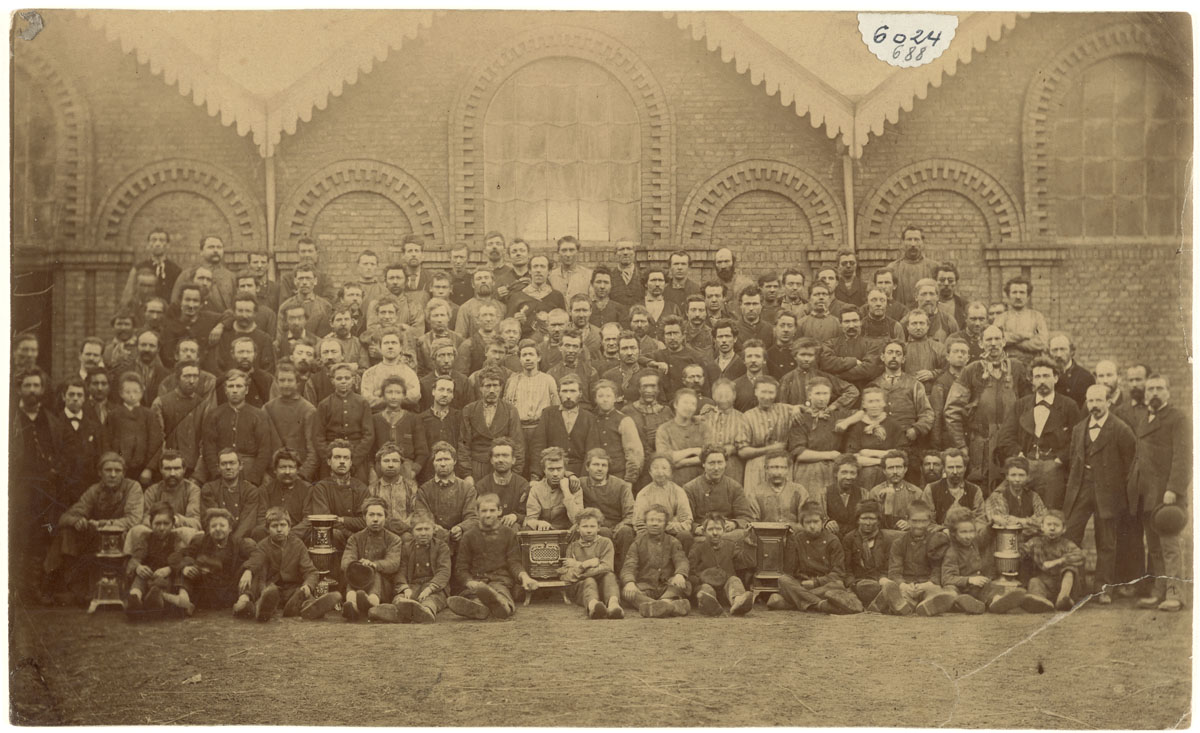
[777,574,820,610]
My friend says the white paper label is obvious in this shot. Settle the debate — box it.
[858,13,958,68]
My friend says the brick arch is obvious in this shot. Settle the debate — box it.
[95,159,266,252]
[1022,22,1188,242]
[449,24,675,247]
[13,44,92,249]
[676,159,845,252]
[275,159,446,252]
[857,159,1024,247]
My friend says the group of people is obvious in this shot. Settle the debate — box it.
[9,224,1189,622]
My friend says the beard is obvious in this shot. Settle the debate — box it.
[1131,386,1146,403]
[716,267,734,282]
[1148,396,1164,411]
[20,393,41,410]
[236,360,254,372]
[1036,384,1053,396]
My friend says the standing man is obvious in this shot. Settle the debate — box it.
[933,262,969,335]
[1063,384,1136,604]
[589,266,629,329]
[608,238,644,306]
[1127,375,1190,612]
[549,235,593,301]
[172,235,235,313]
[713,248,754,312]
[312,363,375,483]
[528,375,599,481]
[948,301,990,364]
[834,249,867,308]
[735,286,774,349]
[912,279,958,341]
[400,234,436,294]
[640,268,678,329]
[280,237,335,303]
[870,341,935,467]
[200,370,273,486]
[121,228,181,304]
[454,270,505,339]
[493,237,531,303]
[461,366,527,482]
[151,361,211,480]
[664,251,700,310]
[993,277,1049,365]
[276,265,333,344]
[779,268,809,324]
[1048,333,1095,409]
[246,250,281,313]
[884,225,939,307]
[996,357,1081,510]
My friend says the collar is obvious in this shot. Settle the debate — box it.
[431,406,450,419]
[981,359,1011,379]
[1090,413,1109,430]
[1035,392,1056,406]
[434,476,456,487]
[65,408,83,420]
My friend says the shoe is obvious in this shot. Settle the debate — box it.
[766,593,789,611]
[987,588,1027,614]
[301,591,342,620]
[916,591,956,617]
[606,598,624,619]
[670,599,691,617]
[342,597,360,622]
[1096,593,1113,606]
[448,595,490,620]
[730,591,754,616]
[696,590,722,617]
[473,584,512,619]
[368,604,401,623]
[1138,596,1164,609]
[814,600,834,614]
[880,582,904,614]
[126,592,144,612]
[282,589,306,617]
[1055,593,1074,611]
[256,586,281,622]
[1021,594,1056,614]
[825,590,864,615]
[1158,599,1182,612]
[394,597,424,623]
[356,591,373,616]
[640,599,673,618]
[587,599,607,620]
[232,595,252,618]
[413,602,437,624]
[954,594,986,615]
[144,586,165,611]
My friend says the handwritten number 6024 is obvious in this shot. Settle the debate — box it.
[873,25,943,48]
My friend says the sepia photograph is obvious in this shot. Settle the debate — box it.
[6,7,1193,727]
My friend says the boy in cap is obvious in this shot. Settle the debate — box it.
[370,513,452,623]
[172,508,256,613]
[341,496,404,621]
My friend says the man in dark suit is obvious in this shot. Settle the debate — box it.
[1048,333,1096,409]
[1063,385,1137,604]
[608,239,645,307]
[120,228,181,304]
[1127,374,1190,612]
[996,357,1081,511]
[49,378,106,508]
[528,375,599,481]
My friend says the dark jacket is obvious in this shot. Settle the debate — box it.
[886,529,949,584]
[529,406,600,478]
[842,528,899,581]
[1126,404,1190,511]
[996,393,1082,464]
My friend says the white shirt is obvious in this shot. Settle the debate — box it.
[1088,412,1109,441]
[1032,391,1055,437]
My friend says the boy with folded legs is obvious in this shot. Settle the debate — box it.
[370,513,451,623]
[448,494,538,620]
[877,500,956,616]
[687,512,755,617]
[562,508,623,619]
[938,506,993,614]
[620,505,691,618]
[341,497,404,622]
[769,502,863,614]
[238,506,341,621]
[1023,510,1083,612]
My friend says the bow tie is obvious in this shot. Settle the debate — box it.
[1089,422,1102,430]
[1035,400,1050,409]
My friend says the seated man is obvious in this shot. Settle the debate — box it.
[840,500,898,609]
[341,496,405,622]
[309,440,370,551]
[414,441,479,552]
[172,508,256,612]
[687,512,755,617]
[876,500,955,616]
[369,513,452,624]
[237,506,341,621]
[766,502,862,614]
[200,447,264,545]
[867,450,932,530]
[46,452,145,604]
[683,446,754,542]
[632,455,694,552]
[125,501,193,614]
[620,505,691,618]
[447,493,538,621]
[561,508,623,620]
[936,506,994,615]
[525,447,584,530]
[578,448,636,571]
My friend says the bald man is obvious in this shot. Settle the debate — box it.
[1048,333,1095,409]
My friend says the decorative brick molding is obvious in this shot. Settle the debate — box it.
[1022,22,1187,242]
[676,159,846,256]
[94,159,265,258]
[858,158,1025,248]
[13,44,92,252]
[449,24,675,247]
[275,159,446,257]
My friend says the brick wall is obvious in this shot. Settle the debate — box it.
[709,190,816,276]
[309,192,416,286]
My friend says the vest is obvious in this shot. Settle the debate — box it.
[592,410,628,479]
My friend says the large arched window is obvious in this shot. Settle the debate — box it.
[483,57,641,246]
[12,67,59,248]
[1049,55,1191,239]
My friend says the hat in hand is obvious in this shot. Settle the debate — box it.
[1152,503,1187,537]
[346,561,376,589]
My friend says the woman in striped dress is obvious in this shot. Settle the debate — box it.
[737,376,797,495]
[705,379,750,485]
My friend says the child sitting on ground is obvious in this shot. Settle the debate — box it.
[840,500,898,612]
[1022,510,1085,612]
[370,513,452,623]
[687,512,755,617]
[448,494,539,621]
[768,501,862,614]
[936,506,992,615]
[171,508,256,613]
[620,505,691,618]
[877,500,956,616]
[238,506,342,621]
[126,501,190,615]
[561,507,623,620]
[341,496,404,622]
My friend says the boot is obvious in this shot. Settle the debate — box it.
[256,586,281,622]
[606,597,624,619]
[587,599,607,619]
[696,590,722,617]
[367,603,400,623]
[953,594,986,614]
[301,591,342,619]
[448,595,489,620]
[729,591,754,616]
[915,590,956,617]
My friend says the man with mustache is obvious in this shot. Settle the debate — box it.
[1062,384,1136,604]
[833,249,867,308]
[454,269,505,340]
[884,225,939,307]
[947,301,990,364]
[996,357,1081,511]
[13,367,60,602]
[171,235,235,312]
[607,238,644,307]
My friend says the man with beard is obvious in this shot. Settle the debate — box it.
[472,438,529,530]
[735,286,774,349]
[683,446,754,540]
[714,248,754,313]
[492,237,531,302]
[415,441,479,546]
[622,370,673,486]
[461,366,527,482]
[641,267,678,329]
[215,337,274,408]
[396,234,434,294]
[1093,359,1122,411]
[1047,333,1095,409]
[592,322,623,377]
[600,331,645,407]
[46,452,145,604]
[259,449,313,532]
[929,340,970,451]
[608,238,644,306]
[820,309,886,391]
[12,368,59,600]
[529,375,599,480]
[525,448,586,531]
[549,235,593,301]
[368,443,421,536]
[264,361,318,481]
[778,338,859,411]
[313,363,375,483]
[320,306,366,373]
[870,341,935,465]
[201,370,273,485]
[171,235,235,311]
[926,448,985,529]
[142,298,168,336]
[366,268,422,339]
[121,228,181,304]
[426,276,460,334]
[778,268,809,324]
[947,301,989,363]
[861,269,909,323]
[84,368,114,428]
[993,277,1049,365]
[418,299,464,376]
[682,294,714,353]
[481,231,508,276]
[111,329,170,406]
[765,312,800,380]
[912,279,958,341]
[453,301,500,376]
[681,364,717,416]
[103,313,137,369]
[822,455,864,537]
[548,331,598,409]
[13,332,39,374]
[1062,385,1136,604]
[210,294,276,375]
[732,340,770,412]
[996,356,1081,511]
[128,451,203,557]
[650,316,705,400]
[591,381,644,486]
[173,507,256,612]
[151,361,211,479]
[230,274,278,336]
[944,325,1031,489]
[815,268,853,317]
[420,338,471,411]
[361,329,421,411]
[758,273,783,322]
[796,283,841,346]
[455,269,505,340]
[859,288,905,341]
[628,307,663,356]
[276,303,314,363]
[884,226,939,307]
[934,262,969,334]
[276,264,333,343]
[746,450,810,533]
[309,440,371,550]
[589,266,629,328]
[840,499,897,608]
[899,310,945,395]
[1114,363,1150,425]
[567,295,604,360]
[418,377,464,485]
[1128,374,1190,612]
[704,319,745,388]
[50,378,105,508]
[834,249,867,308]
[867,450,932,531]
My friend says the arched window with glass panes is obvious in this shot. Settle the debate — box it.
[12,66,59,249]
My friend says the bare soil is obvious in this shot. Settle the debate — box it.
[8,595,1190,728]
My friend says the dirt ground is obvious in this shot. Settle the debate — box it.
[8,593,1191,728]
